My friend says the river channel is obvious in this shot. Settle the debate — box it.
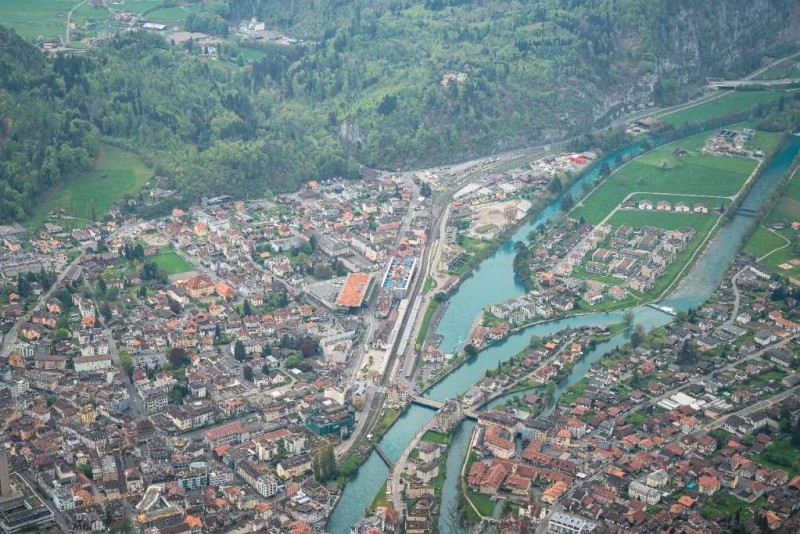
[327,135,800,533]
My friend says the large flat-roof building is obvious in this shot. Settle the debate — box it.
[0,462,54,534]
[381,256,417,298]
[547,512,596,533]
[335,272,371,308]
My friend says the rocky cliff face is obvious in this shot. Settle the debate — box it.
[649,0,799,82]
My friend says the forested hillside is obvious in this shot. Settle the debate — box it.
[1,0,799,223]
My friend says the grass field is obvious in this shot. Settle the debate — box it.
[756,60,800,80]
[571,130,758,224]
[742,227,788,258]
[421,430,450,445]
[0,0,78,40]
[767,169,800,224]
[658,91,788,126]
[760,247,800,278]
[150,249,193,275]
[27,144,152,230]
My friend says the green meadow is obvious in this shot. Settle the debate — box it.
[27,144,152,231]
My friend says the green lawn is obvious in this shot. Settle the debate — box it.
[760,247,800,278]
[658,91,788,126]
[421,276,436,295]
[757,436,800,476]
[370,481,389,511]
[416,300,441,349]
[742,227,788,258]
[26,144,152,231]
[571,130,758,224]
[466,488,495,517]
[421,430,450,445]
[700,492,767,521]
[150,250,193,275]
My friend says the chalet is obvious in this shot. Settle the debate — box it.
[656,201,672,211]
[675,202,690,213]
[638,199,654,210]
[692,204,708,214]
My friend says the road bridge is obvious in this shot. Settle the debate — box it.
[708,78,800,89]
[410,396,477,419]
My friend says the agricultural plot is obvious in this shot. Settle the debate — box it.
[0,0,188,41]
[27,144,152,231]
[658,90,788,126]
[571,130,759,224]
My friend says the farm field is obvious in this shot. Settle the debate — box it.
[0,0,188,41]
[657,90,788,126]
[0,0,79,40]
[26,144,152,231]
[571,130,760,224]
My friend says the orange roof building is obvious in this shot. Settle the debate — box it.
[335,273,371,308]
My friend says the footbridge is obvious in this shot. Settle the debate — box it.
[410,396,478,419]
[373,444,394,468]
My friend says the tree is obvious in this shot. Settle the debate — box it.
[243,364,254,382]
[464,344,479,357]
[313,443,337,483]
[792,417,800,447]
[168,347,189,368]
[630,324,645,348]
[233,340,247,362]
[623,309,634,328]
[119,350,134,380]
[100,303,113,322]
[560,192,574,212]
[299,337,318,358]
[243,299,253,316]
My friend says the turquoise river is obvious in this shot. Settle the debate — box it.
[326,135,800,533]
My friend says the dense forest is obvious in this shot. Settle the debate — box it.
[1,0,799,222]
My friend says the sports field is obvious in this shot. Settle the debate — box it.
[150,249,194,275]
[27,144,152,230]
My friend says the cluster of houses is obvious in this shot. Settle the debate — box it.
[621,198,711,214]
[457,256,800,533]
